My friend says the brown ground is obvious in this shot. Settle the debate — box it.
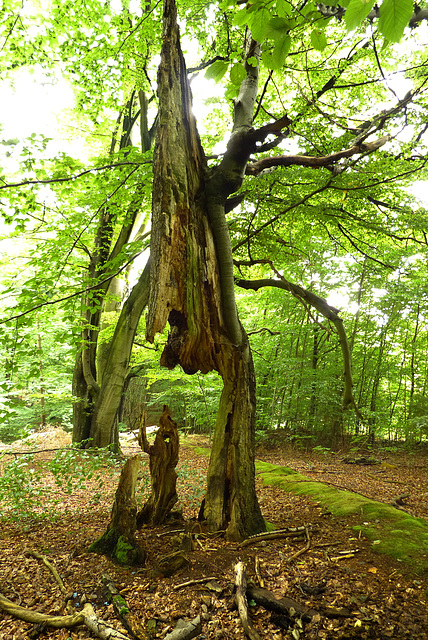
[0,428,427,639]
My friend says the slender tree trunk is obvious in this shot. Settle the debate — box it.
[73,95,153,448]
[90,260,151,449]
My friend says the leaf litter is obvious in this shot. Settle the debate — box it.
[0,428,427,639]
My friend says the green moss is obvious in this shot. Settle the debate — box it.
[114,535,141,565]
[187,445,428,573]
[192,446,211,457]
[256,461,428,573]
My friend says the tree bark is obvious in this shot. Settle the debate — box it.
[137,405,179,526]
[89,454,145,565]
[73,94,152,449]
[145,0,264,541]
[90,259,151,449]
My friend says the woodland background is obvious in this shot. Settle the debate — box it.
[0,1,428,455]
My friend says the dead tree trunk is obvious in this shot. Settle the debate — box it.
[137,405,179,526]
[145,0,265,542]
[89,455,145,565]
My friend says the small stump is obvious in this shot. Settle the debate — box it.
[89,454,145,565]
[137,405,179,527]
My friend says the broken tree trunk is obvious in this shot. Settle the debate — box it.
[137,405,179,526]
[145,0,264,542]
[89,454,145,565]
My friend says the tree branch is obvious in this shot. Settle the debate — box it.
[246,135,390,176]
[0,251,145,324]
[235,277,363,418]
[0,162,149,190]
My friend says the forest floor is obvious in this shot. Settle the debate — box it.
[0,427,428,639]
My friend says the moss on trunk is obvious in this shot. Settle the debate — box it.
[89,455,145,565]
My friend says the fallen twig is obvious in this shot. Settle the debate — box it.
[286,526,311,561]
[0,593,130,639]
[238,526,307,548]
[234,562,261,640]
[254,556,264,587]
[25,550,66,594]
[173,576,217,591]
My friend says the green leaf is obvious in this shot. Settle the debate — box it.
[205,60,229,83]
[345,0,376,32]
[310,29,328,50]
[247,7,272,41]
[378,0,414,42]
[265,17,291,41]
[246,56,258,67]
[233,7,249,27]
[261,36,291,70]
[230,63,246,86]
[225,84,240,100]
[276,0,291,17]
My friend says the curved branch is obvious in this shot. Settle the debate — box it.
[235,277,363,418]
[246,135,390,176]
[0,593,130,639]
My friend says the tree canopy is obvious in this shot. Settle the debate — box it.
[1,0,428,502]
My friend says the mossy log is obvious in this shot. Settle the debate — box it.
[90,454,145,565]
[137,405,179,526]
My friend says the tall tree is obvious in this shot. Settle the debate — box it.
[1,0,428,536]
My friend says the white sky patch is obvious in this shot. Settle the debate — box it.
[0,67,87,172]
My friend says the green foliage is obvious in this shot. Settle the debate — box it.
[0,446,122,522]
[345,0,377,33]
[1,0,428,457]
[378,0,414,42]
[0,455,46,520]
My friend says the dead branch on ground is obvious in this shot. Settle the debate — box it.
[234,562,261,640]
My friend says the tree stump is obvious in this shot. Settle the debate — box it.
[89,455,145,565]
[137,405,179,527]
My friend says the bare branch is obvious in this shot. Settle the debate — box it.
[246,135,390,176]
[0,162,149,190]
[235,276,363,418]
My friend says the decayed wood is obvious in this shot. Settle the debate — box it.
[164,615,202,640]
[246,585,320,621]
[144,0,265,542]
[238,525,307,547]
[286,526,311,561]
[90,454,145,565]
[0,593,130,639]
[234,562,261,640]
[173,576,217,591]
[254,556,264,587]
[102,574,149,640]
[137,406,179,526]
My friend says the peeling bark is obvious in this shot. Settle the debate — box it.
[145,0,264,540]
[137,405,179,526]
